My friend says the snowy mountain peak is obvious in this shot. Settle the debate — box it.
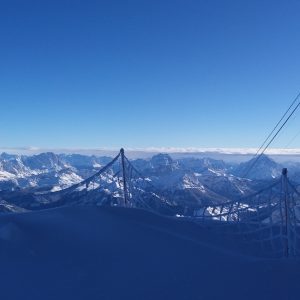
[151,153,173,165]
[23,152,68,171]
[150,153,178,172]
[0,152,17,161]
[235,154,281,180]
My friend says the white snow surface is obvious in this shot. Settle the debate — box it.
[0,170,16,181]
[0,206,299,300]
[58,172,83,187]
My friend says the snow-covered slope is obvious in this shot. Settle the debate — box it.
[0,152,83,191]
[0,200,27,213]
[0,206,299,300]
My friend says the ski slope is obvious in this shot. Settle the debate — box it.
[0,206,299,300]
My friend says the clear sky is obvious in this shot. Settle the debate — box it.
[1,0,300,149]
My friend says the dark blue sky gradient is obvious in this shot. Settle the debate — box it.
[1,0,300,149]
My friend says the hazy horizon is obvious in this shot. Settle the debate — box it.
[2,146,300,163]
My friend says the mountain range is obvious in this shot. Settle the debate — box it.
[0,151,298,213]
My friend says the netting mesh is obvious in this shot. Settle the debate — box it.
[192,175,300,258]
[53,152,172,213]
[49,150,300,259]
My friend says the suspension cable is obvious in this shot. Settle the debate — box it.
[244,92,300,177]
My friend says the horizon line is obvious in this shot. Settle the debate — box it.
[1,146,300,156]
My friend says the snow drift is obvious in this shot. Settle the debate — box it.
[0,206,299,300]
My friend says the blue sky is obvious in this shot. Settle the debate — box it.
[1,0,300,149]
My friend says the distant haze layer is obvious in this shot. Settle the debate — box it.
[1,147,300,162]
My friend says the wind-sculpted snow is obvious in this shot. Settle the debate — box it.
[0,206,300,300]
[0,200,27,213]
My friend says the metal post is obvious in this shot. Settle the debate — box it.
[282,168,290,258]
[120,148,128,207]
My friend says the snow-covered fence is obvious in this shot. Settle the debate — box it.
[46,149,174,214]
[193,169,300,259]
